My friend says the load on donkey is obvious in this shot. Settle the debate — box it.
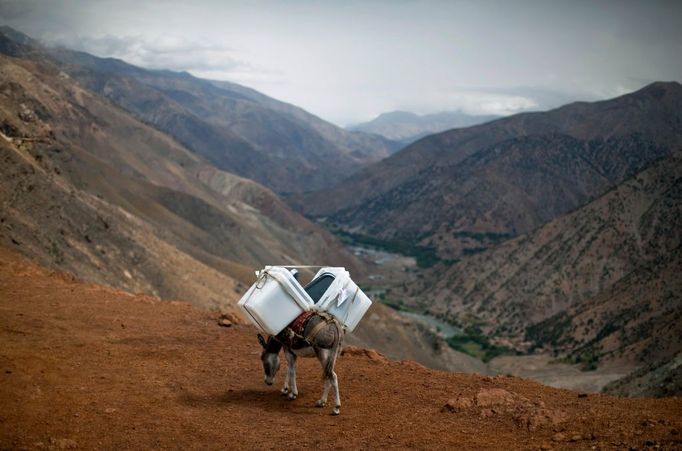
[238,266,372,415]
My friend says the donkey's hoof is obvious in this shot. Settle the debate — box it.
[287,392,297,400]
[331,406,340,416]
[315,399,326,408]
[280,388,289,396]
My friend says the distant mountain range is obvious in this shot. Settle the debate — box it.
[294,81,682,261]
[0,26,399,195]
[348,110,499,144]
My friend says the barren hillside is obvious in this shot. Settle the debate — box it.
[403,151,682,392]
[0,38,362,312]
[1,247,680,450]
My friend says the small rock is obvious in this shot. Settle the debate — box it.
[218,311,244,325]
[475,388,517,407]
[552,433,565,442]
[570,434,582,442]
[578,393,588,398]
[104,407,116,413]
[218,318,232,327]
[442,397,474,412]
[540,444,552,451]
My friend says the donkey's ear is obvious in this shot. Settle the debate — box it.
[257,333,267,349]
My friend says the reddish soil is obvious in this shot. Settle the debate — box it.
[1,247,680,450]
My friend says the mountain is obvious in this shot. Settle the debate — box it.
[293,82,682,260]
[0,29,362,313]
[2,248,680,449]
[407,152,681,378]
[348,110,499,144]
[0,26,398,195]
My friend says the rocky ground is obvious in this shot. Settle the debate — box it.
[1,247,681,450]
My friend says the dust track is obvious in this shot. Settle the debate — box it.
[1,247,680,450]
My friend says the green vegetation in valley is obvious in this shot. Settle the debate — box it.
[452,230,513,242]
[525,312,572,349]
[446,325,518,362]
[330,228,443,268]
[559,352,601,371]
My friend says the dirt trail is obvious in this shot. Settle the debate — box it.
[1,247,680,450]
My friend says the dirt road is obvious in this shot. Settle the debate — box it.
[1,247,680,450]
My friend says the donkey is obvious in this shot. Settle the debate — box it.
[257,312,345,415]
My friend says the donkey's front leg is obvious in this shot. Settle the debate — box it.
[284,350,298,400]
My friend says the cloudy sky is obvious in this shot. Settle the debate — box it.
[2,0,681,125]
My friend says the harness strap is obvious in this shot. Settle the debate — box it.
[275,313,338,348]
[306,316,333,343]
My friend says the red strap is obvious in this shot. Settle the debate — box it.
[289,311,314,335]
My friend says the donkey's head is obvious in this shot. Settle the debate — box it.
[257,334,281,385]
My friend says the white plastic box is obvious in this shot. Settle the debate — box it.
[308,267,373,333]
[238,266,314,335]
[238,266,373,335]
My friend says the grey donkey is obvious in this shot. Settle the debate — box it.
[257,313,345,415]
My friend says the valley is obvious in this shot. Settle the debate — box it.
[0,24,679,402]
[0,3,680,449]
[345,242,643,393]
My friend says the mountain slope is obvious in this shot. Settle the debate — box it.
[294,82,682,259]
[409,152,681,369]
[0,35,362,310]
[3,28,397,194]
[348,110,499,144]
[2,247,680,449]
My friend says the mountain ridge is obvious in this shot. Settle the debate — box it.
[348,110,499,144]
[0,33,363,313]
[292,81,682,260]
[405,151,681,383]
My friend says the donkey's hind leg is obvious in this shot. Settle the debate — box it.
[284,350,298,400]
[315,348,331,407]
[330,370,341,415]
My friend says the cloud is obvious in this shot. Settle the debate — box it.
[441,91,539,116]
[44,32,262,78]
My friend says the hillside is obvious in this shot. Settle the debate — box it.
[348,110,499,144]
[294,82,682,260]
[1,247,680,450]
[0,30,494,373]
[407,152,681,382]
[0,35,362,312]
[0,26,399,194]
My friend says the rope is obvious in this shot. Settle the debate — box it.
[341,285,360,331]
[274,265,327,269]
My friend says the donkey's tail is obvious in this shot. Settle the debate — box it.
[323,320,343,380]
